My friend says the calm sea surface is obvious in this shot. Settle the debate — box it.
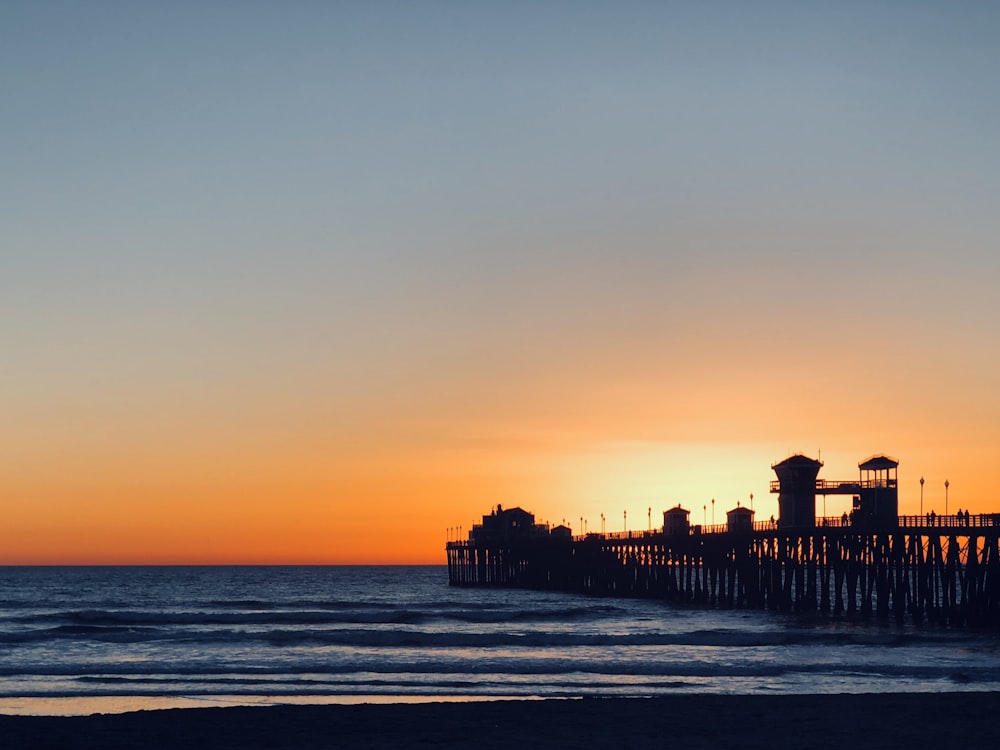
[1,565,998,715]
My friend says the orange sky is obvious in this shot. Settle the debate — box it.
[4,4,1000,564]
[3,337,996,564]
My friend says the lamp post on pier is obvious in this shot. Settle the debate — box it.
[711,498,715,525]
[623,510,627,533]
[750,493,753,512]
[920,476,924,517]
[703,504,706,526]
[945,479,950,517]
[601,513,605,534]
[648,507,651,532]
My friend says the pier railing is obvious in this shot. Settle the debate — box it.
[898,513,1000,528]
[562,513,1000,542]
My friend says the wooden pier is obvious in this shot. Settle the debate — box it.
[446,515,1000,626]
[446,455,1000,626]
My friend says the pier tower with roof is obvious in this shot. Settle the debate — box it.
[854,454,899,526]
[771,454,823,528]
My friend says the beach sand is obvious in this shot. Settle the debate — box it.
[1,692,996,749]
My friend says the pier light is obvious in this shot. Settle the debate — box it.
[750,493,753,511]
[703,504,706,525]
[624,509,627,532]
[601,513,605,534]
[712,498,715,525]
[945,479,950,516]
[648,507,651,531]
[920,477,924,516]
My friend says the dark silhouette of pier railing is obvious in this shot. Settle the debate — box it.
[565,515,1000,542]
[447,515,1000,627]
[899,514,1000,529]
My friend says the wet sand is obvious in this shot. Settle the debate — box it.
[1,692,997,749]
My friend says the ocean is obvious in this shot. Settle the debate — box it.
[1,565,998,716]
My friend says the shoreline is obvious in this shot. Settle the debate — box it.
[0,693,541,718]
[1,692,998,749]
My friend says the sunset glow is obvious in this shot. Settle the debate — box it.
[3,3,999,564]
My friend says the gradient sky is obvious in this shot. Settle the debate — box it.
[3,2,999,563]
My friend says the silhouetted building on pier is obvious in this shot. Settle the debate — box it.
[726,505,754,533]
[470,505,549,547]
[663,506,690,536]
[551,524,573,541]
[771,454,823,528]
[855,454,899,525]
